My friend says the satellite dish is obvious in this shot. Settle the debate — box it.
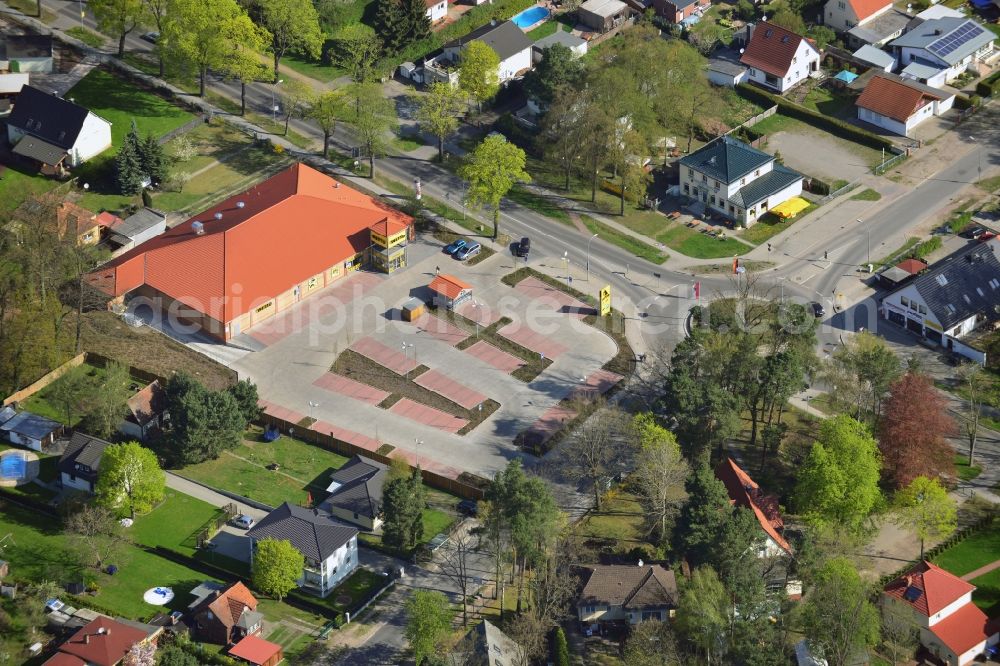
[236,201,245,209]
[740,48,745,54]
[214,212,223,220]
[762,14,767,21]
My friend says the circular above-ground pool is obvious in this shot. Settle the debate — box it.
[512,5,550,29]
[0,449,40,487]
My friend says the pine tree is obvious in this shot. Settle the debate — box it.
[675,464,732,566]
[403,0,431,41]
[114,125,144,195]
[139,133,168,186]
[374,0,408,52]
[382,467,424,551]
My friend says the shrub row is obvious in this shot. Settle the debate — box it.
[736,83,897,152]
[878,514,996,588]
[975,69,1000,98]
[911,235,943,260]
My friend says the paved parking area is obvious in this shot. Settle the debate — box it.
[513,276,594,319]
[313,372,390,405]
[259,399,305,424]
[498,323,569,359]
[463,340,526,373]
[411,313,469,346]
[455,299,502,326]
[350,337,419,374]
[414,369,486,409]
[570,369,624,400]
[388,398,468,434]
[521,405,578,448]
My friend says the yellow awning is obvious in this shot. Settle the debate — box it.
[771,197,810,219]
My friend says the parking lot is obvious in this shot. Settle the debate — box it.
[223,234,620,479]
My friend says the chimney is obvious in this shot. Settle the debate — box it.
[84,634,90,645]
[192,221,205,235]
[638,559,644,567]
[904,574,913,587]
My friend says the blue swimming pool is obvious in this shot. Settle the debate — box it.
[512,5,549,28]
[0,452,26,479]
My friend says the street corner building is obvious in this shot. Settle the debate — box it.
[85,163,414,342]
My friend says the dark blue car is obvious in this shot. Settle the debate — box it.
[445,239,467,255]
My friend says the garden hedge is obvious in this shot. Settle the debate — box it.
[976,70,1000,98]
[735,83,898,152]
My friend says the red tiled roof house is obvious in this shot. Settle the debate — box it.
[428,274,472,310]
[825,0,893,33]
[189,581,263,646]
[740,22,821,93]
[882,561,999,665]
[118,380,167,441]
[856,73,954,137]
[651,0,707,24]
[85,163,412,342]
[43,616,159,666]
[715,457,793,557]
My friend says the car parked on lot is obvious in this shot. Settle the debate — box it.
[230,514,254,529]
[962,225,988,240]
[810,302,826,317]
[458,500,478,516]
[445,239,467,255]
[456,242,481,261]
[141,31,159,43]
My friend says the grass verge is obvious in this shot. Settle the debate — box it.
[66,26,106,47]
[738,207,816,245]
[955,454,983,482]
[851,188,882,201]
[579,214,668,264]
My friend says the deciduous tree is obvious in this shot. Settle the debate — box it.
[80,361,133,439]
[459,41,500,112]
[893,476,956,559]
[257,0,323,80]
[405,589,452,666]
[95,442,165,519]
[219,32,271,116]
[826,330,901,423]
[414,82,465,162]
[523,43,583,111]
[308,90,347,160]
[437,532,475,627]
[540,86,585,191]
[956,362,987,464]
[767,8,806,34]
[91,0,147,57]
[279,79,317,137]
[345,82,396,177]
[329,24,382,83]
[631,414,689,546]
[65,503,131,569]
[459,134,530,240]
[878,372,955,488]
[252,537,303,601]
[881,595,920,666]
[142,0,169,75]
[799,557,880,666]
[794,415,882,531]
[623,620,681,665]
[562,403,629,509]
[676,566,729,664]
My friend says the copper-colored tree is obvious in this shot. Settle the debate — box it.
[878,372,955,488]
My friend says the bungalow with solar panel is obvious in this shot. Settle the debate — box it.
[881,237,999,364]
[889,17,996,84]
[883,561,999,666]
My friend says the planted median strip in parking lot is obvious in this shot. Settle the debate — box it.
[331,350,499,435]
[444,313,554,383]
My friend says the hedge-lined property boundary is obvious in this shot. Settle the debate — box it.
[735,83,900,154]
[877,514,996,588]
[976,70,1000,98]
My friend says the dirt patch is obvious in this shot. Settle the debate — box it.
[766,128,876,183]
[80,311,236,390]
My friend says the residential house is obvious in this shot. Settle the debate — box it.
[855,72,954,136]
[531,31,588,64]
[58,432,110,493]
[900,61,950,87]
[425,0,448,23]
[228,635,283,666]
[42,616,160,666]
[739,22,821,93]
[103,207,167,255]
[1,410,62,451]
[188,581,262,646]
[10,197,101,246]
[652,0,708,25]
[0,35,53,73]
[85,163,413,342]
[678,136,804,228]
[7,85,112,173]
[889,17,996,84]
[119,380,167,441]
[577,564,678,627]
[319,455,387,531]
[0,406,14,427]
[715,457,793,557]
[853,44,896,71]
[846,9,911,48]
[882,561,999,665]
[825,0,893,33]
[911,4,966,23]
[60,202,101,246]
[578,0,632,33]
[708,58,750,87]
[449,620,524,666]
[247,503,359,598]
[426,21,534,86]
[429,273,473,310]
[881,237,1000,364]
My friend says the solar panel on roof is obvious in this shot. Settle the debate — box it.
[903,585,922,602]
[928,22,985,57]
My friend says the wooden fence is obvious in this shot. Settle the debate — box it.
[3,352,164,407]
[725,105,779,137]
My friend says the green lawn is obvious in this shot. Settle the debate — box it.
[851,188,882,201]
[131,491,224,557]
[21,362,147,427]
[279,54,345,83]
[359,507,455,553]
[801,84,855,119]
[738,208,816,245]
[955,454,983,482]
[66,26,106,48]
[576,490,653,555]
[580,214,668,264]
[179,428,349,508]
[530,20,569,40]
[655,223,750,259]
[0,164,62,215]
[933,522,1000,577]
[968,568,1000,613]
[507,185,572,224]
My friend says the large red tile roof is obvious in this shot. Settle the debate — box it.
[229,635,282,665]
[883,561,976,616]
[714,457,792,554]
[47,616,147,666]
[857,74,942,123]
[206,581,258,629]
[929,601,995,655]
[86,163,412,323]
[740,22,812,77]
[847,0,892,21]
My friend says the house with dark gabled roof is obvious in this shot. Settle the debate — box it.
[247,503,359,598]
[58,432,111,493]
[425,20,534,86]
[740,22,820,93]
[882,561,999,666]
[577,564,678,627]
[881,237,1000,363]
[715,457,792,557]
[319,455,387,531]
[7,85,111,174]
[678,136,804,228]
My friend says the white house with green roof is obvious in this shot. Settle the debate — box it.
[678,136,804,227]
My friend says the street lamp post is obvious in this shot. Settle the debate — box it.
[271,79,283,123]
[968,135,982,184]
[586,233,598,281]
[858,218,870,267]
[563,251,569,282]
[308,401,319,421]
